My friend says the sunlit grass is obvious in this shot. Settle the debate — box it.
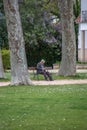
[0,84,87,130]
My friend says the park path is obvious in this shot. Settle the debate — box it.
[0,79,87,86]
[33,79,87,85]
[0,69,87,86]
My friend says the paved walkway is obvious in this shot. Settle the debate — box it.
[33,79,87,85]
[0,79,87,86]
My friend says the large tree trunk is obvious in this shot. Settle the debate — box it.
[3,0,32,85]
[58,0,76,76]
[0,48,4,78]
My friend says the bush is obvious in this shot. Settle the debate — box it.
[26,42,61,67]
[2,49,10,70]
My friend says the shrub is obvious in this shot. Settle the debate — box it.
[2,49,10,70]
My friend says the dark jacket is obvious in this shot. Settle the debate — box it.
[37,62,44,73]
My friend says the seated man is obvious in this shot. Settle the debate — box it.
[37,59,53,81]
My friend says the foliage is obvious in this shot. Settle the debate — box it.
[2,49,10,70]
[43,0,59,17]
[0,18,8,48]
[19,0,62,66]
[73,0,80,61]
[0,0,8,49]
[0,84,87,130]
[73,0,80,18]
[26,41,61,67]
[0,0,80,67]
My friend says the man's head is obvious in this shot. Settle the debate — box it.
[41,59,45,64]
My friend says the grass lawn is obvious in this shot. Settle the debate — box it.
[0,84,87,130]
[1,71,87,82]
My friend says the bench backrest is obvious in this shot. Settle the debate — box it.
[29,67,52,70]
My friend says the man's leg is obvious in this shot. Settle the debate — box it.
[43,71,48,80]
[46,71,53,81]
[39,71,48,80]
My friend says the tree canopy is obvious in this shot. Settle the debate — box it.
[19,0,62,66]
[0,0,8,48]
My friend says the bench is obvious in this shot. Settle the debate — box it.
[29,66,53,80]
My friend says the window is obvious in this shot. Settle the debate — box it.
[82,10,87,22]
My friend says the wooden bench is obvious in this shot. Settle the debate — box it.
[29,66,52,80]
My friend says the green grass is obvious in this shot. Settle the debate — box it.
[30,72,87,80]
[0,72,11,81]
[54,73,87,80]
[1,71,87,82]
[0,84,87,130]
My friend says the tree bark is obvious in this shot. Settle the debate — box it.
[3,0,32,85]
[0,48,4,78]
[58,0,76,76]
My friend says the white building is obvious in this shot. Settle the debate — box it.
[78,0,87,62]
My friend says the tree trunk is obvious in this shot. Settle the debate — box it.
[58,0,76,76]
[0,48,4,78]
[3,0,32,85]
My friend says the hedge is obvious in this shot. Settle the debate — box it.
[2,49,10,70]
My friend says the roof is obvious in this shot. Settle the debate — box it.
[75,15,81,24]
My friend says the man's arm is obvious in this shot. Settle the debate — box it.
[37,63,45,71]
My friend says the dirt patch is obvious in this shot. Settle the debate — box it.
[0,79,87,86]
[33,79,87,85]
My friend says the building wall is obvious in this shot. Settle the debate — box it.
[78,48,87,61]
[78,27,87,49]
[81,0,87,22]
[81,0,87,11]
[78,0,87,62]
